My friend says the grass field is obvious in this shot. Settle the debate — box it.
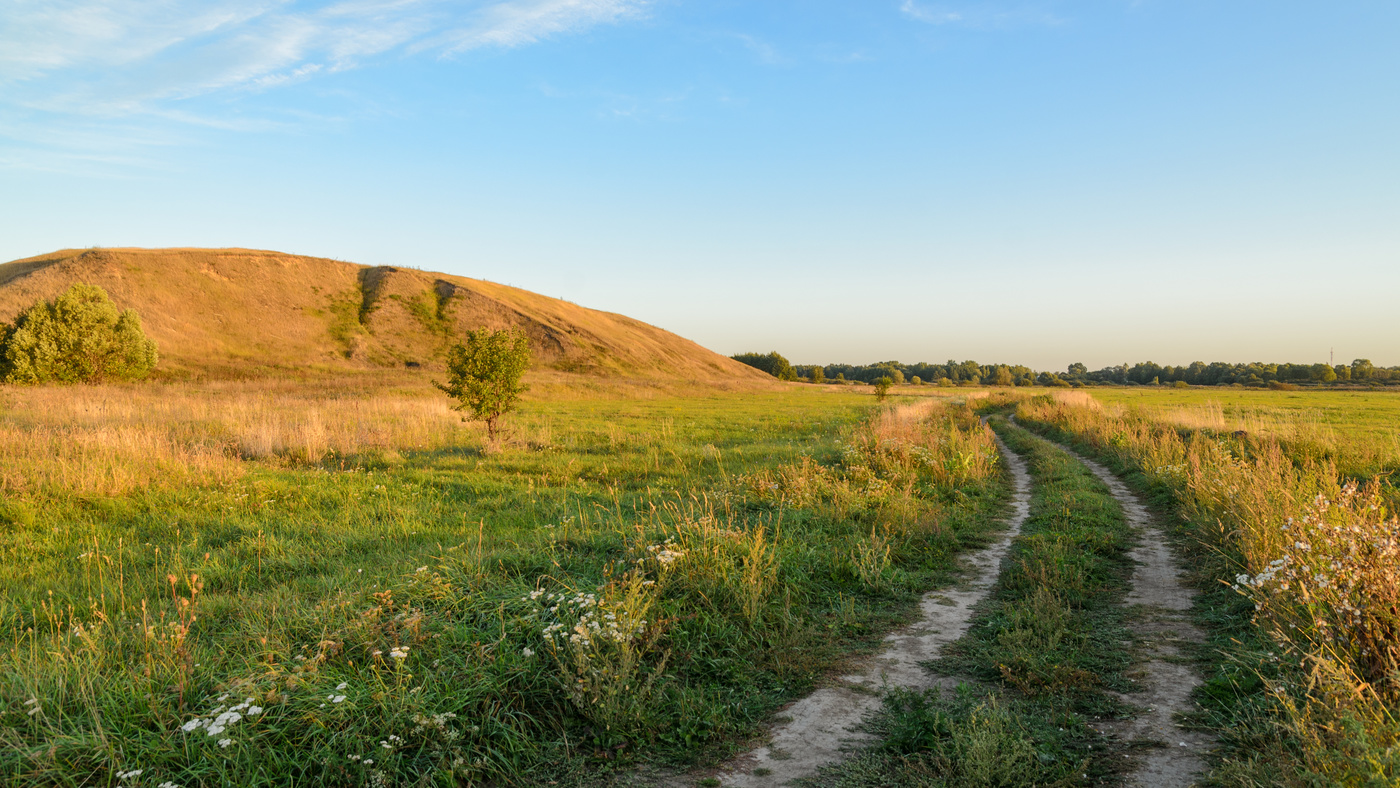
[1087,387,1400,480]
[0,377,1008,786]
[7,378,1400,787]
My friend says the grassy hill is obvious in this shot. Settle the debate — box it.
[0,247,769,382]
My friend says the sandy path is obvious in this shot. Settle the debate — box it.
[704,431,1032,787]
[1056,444,1214,788]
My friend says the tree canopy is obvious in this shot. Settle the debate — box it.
[731,351,798,381]
[0,284,158,384]
[435,328,531,441]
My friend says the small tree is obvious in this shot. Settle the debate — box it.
[1,283,158,384]
[435,328,531,441]
[874,376,893,401]
[810,366,825,384]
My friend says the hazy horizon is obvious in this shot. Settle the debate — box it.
[3,1,1396,370]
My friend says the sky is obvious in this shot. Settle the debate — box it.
[1,0,1397,371]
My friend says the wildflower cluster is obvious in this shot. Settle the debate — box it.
[521,566,672,736]
[179,694,264,739]
[410,711,461,740]
[1145,462,1187,482]
[644,537,686,567]
[534,589,649,649]
[1231,483,1400,684]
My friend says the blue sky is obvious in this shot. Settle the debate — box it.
[2,0,1396,369]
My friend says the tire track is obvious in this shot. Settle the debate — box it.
[1046,438,1215,788]
[704,430,1032,787]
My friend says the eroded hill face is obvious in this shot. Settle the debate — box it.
[0,248,768,382]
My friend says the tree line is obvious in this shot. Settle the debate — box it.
[732,352,1400,388]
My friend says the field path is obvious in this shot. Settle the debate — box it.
[1051,439,1215,787]
[703,429,1032,788]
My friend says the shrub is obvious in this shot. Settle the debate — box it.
[874,376,893,401]
[0,283,158,384]
[434,328,531,441]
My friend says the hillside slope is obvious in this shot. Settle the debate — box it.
[0,248,769,382]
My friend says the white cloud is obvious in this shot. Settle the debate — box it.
[0,0,647,115]
[900,1,1064,29]
[430,0,648,53]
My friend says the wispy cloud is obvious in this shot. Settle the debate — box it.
[428,0,648,52]
[0,0,647,172]
[0,0,648,116]
[900,1,1064,29]
[731,33,791,67]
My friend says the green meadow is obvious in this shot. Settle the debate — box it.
[0,384,1006,786]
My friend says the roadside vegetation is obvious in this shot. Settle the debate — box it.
[803,416,1138,787]
[1012,390,1400,786]
[0,381,1007,787]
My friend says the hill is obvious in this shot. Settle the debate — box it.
[0,247,770,382]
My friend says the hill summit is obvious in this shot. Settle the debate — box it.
[0,247,766,382]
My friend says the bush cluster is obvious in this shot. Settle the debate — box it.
[0,283,157,384]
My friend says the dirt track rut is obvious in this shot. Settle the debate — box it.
[703,431,1033,787]
[1059,443,1214,788]
[685,426,1213,788]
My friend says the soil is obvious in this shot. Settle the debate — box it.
[700,431,1033,788]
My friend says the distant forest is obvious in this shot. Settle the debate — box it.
[731,352,1400,388]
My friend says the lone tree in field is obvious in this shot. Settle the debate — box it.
[873,376,893,402]
[435,328,531,441]
[0,283,158,384]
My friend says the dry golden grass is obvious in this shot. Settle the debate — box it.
[0,369,795,499]
[0,374,471,497]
